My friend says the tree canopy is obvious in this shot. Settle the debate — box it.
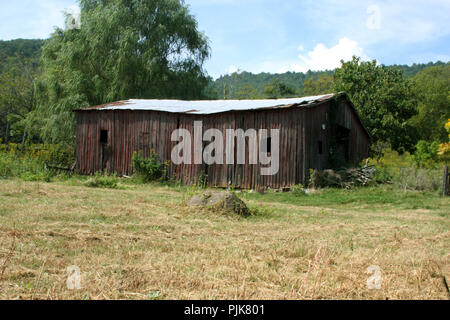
[410,65,450,143]
[303,74,334,96]
[333,56,418,152]
[0,40,42,145]
[34,0,210,145]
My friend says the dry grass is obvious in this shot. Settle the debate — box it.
[0,179,448,300]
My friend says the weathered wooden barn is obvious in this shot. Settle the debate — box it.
[75,92,370,189]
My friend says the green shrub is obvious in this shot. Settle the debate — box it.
[132,150,166,183]
[291,184,307,196]
[413,140,440,168]
[389,167,441,191]
[368,145,442,191]
[247,205,274,218]
[0,157,13,177]
[369,147,413,168]
[371,165,391,184]
[84,172,119,189]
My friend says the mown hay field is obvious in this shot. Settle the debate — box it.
[0,179,449,299]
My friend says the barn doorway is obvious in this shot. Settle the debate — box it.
[335,125,350,164]
[100,129,111,172]
[200,140,209,187]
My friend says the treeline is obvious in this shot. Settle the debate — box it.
[206,70,334,99]
[0,0,449,162]
[206,61,448,100]
[0,39,44,71]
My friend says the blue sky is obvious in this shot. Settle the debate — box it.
[1,0,449,78]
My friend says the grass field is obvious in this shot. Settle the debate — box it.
[0,179,449,300]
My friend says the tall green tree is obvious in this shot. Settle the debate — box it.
[263,78,296,98]
[410,64,450,142]
[235,84,262,99]
[35,0,210,145]
[334,56,418,152]
[0,57,39,146]
[303,74,334,96]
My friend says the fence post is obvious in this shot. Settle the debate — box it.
[443,165,449,197]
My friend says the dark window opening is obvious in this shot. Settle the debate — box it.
[318,141,323,155]
[336,125,351,163]
[100,130,108,144]
[266,137,272,153]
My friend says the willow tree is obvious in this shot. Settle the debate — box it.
[35,0,210,145]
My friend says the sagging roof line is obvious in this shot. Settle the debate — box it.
[77,93,339,115]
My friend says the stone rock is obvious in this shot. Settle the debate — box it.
[188,191,250,216]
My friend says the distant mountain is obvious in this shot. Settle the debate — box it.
[0,39,44,72]
[207,70,333,99]
[391,61,448,78]
[207,61,449,99]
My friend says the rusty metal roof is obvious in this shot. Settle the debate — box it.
[81,93,337,115]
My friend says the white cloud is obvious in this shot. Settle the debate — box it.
[234,37,370,75]
[299,37,369,71]
[277,37,369,73]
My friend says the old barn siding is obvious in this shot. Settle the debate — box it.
[75,95,370,189]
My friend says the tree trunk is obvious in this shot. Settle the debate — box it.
[4,120,10,144]
[443,166,449,197]
[21,131,27,152]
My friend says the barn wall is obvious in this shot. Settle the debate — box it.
[303,102,331,172]
[334,99,370,164]
[75,96,370,189]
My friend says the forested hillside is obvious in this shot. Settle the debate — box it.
[206,61,448,99]
[0,39,44,71]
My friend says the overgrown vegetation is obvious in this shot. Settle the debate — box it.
[0,142,74,181]
[132,150,168,183]
[368,146,443,191]
[0,140,447,196]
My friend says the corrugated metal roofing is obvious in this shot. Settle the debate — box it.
[83,93,337,115]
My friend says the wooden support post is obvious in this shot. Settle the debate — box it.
[443,165,449,197]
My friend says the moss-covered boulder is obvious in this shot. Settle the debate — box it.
[188,191,250,216]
